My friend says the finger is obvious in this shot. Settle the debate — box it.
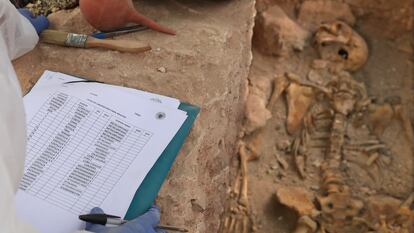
[89,207,105,214]
[128,205,161,229]
[84,207,105,231]
[32,16,49,34]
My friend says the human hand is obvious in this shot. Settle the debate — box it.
[85,205,166,233]
[17,8,49,34]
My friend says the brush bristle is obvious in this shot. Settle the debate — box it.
[40,30,70,46]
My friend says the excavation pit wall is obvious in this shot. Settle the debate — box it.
[13,1,255,232]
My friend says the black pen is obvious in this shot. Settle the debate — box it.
[79,213,189,232]
[64,80,104,84]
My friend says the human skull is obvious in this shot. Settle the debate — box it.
[314,21,368,71]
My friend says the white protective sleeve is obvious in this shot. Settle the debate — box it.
[0,2,91,232]
[0,1,38,232]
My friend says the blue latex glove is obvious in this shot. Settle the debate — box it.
[18,8,49,34]
[85,205,166,233]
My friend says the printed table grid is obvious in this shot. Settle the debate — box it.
[20,92,154,215]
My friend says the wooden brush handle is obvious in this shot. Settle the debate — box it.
[86,37,151,53]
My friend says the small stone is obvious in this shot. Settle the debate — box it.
[226,187,232,194]
[251,225,258,232]
[254,5,309,56]
[360,187,370,194]
[220,109,226,117]
[286,72,301,82]
[312,159,321,168]
[244,93,272,134]
[191,199,205,213]
[311,59,329,69]
[307,69,327,85]
[275,153,289,170]
[275,123,282,131]
[381,155,392,165]
[157,67,167,73]
[298,146,306,155]
[310,185,319,191]
[276,140,291,151]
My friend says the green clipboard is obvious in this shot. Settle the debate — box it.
[125,102,200,219]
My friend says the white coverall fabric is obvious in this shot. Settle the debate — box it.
[0,1,89,232]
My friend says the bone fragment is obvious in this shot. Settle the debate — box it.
[368,103,394,136]
[401,192,414,208]
[275,185,316,216]
[244,76,273,134]
[286,82,316,135]
[293,216,317,233]
[315,109,334,118]
[291,137,307,178]
[366,153,379,166]
[242,215,249,233]
[244,94,272,134]
[301,127,311,148]
[364,144,387,152]
[267,74,289,111]
[232,170,241,197]
[394,105,414,145]
[238,143,249,207]
[348,140,382,146]
[295,155,306,179]
[275,152,289,170]
[228,215,236,233]
[221,216,230,233]
[234,217,242,233]
[318,193,364,220]
[246,129,265,161]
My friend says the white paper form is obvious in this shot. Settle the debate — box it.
[16,77,187,233]
[30,71,181,109]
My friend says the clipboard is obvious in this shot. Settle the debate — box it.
[61,80,200,218]
[125,102,200,219]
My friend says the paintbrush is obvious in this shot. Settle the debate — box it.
[40,30,151,53]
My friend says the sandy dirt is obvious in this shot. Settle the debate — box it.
[245,0,414,232]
